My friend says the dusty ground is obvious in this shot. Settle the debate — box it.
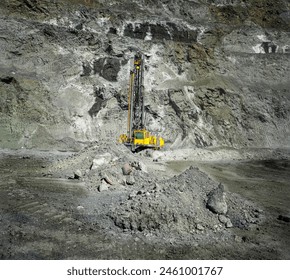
[0,147,289,260]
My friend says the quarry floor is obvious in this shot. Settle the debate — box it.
[0,148,289,260]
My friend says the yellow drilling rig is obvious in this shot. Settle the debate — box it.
[119,52,164,152]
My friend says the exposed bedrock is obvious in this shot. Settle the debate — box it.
[0,0,289,150]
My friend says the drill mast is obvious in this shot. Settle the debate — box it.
[119,52,164,152]
[128,52,145,139]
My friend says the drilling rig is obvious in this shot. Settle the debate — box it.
[119,52,164,152]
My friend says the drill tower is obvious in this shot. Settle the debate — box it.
[119,52,164,152]
[128,52,145,138]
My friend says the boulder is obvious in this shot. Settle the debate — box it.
[122,163,132,175]
[218,215,233,228]
[226,220,233,228]
[218,214,228,224]
[98,180,109,192]
[126,174,135,185]
[206,183,228,215]
[74,169,82,179]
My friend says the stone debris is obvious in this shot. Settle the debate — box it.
[196,224,204,231]
[109,166,263,234]
[77,205,85,211]
[218,214,229,224]
[41,138,266,238]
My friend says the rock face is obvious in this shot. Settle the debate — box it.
[0,0,289,149]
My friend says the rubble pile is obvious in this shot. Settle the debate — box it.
[110,166,264,235]
[46,144,264,237]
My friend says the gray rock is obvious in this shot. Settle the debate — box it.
[1,0,290,153]
[196,224,204,231]
[77,205,84,211]
[121,178,127,186]
[98,181,109,192]
[122,163,132,175]
[126,175,135,185]
[145,149,153,157]
[226,220,233,228]
[234,235,243,243]
[74,169,82,179]
[206,184,228,215]
[218,214,228,224]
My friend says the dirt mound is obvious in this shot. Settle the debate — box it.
[109,166,264,235]
[44,141,265,238]
[45,143,265,237]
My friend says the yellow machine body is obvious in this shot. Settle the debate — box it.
[119,129,164,150]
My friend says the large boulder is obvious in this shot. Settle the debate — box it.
[206,183,228,215]
[122,163,132,175]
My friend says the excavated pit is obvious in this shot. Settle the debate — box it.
[0,0,290,260]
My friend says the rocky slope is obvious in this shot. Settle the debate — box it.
[0,0,289,150]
